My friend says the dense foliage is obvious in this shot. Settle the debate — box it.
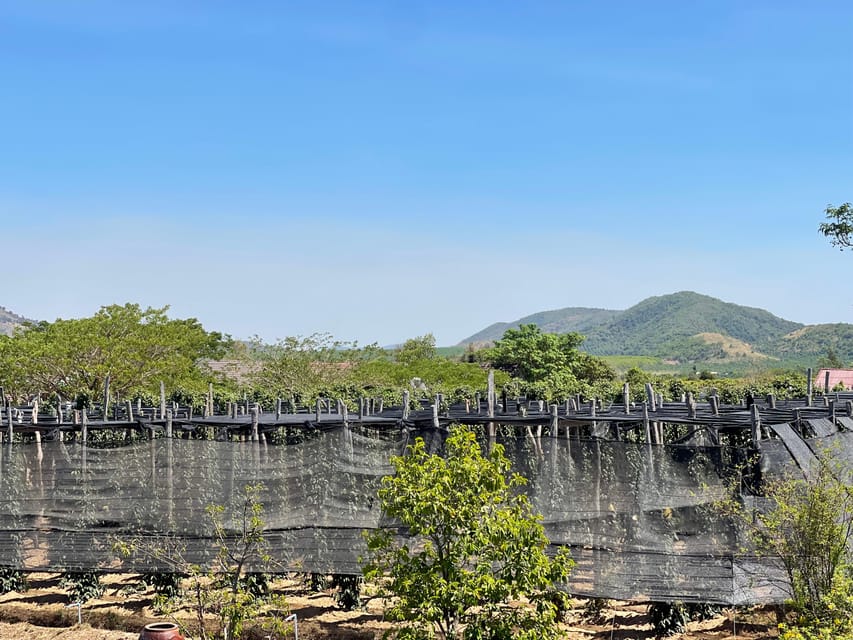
[0,304,229,403]
[362,425,573,640]
[483,324,616,400]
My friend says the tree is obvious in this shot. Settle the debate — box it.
[0,304,228,402]
[362,425,573,640]
[719,459,853,638]
[485,324,615,399]
[396,334,437,366]
[818,202,853,250]
[116,483,290,640]
[249,333,352,402]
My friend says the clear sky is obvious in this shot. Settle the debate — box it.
[1,1,851,346]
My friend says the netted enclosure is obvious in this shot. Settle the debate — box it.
[0,392,851,605]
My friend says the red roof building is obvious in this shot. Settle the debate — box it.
[815,368,853,391]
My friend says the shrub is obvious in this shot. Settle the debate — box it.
[0,568,27,594]
[330,574,362,610]
[59,571,104,603]
[362,425,573,640]
[648,601,690,636]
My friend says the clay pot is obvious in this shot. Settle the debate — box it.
[139,622,185,640]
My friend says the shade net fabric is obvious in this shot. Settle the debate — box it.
[0,423,829,604]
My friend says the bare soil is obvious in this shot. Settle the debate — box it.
[0,573,778,639]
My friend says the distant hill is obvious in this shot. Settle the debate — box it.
[0,305,32,336]
[582,292,802,356]
[458,291,853,367]
[462,307,621,345]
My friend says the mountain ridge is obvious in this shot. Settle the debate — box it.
[458,291,853,365]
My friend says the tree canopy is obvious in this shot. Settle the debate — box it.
[0,303,229,402]
[485,324,615,400]
[395,333,437,366]
[362,425,573,640]
[818,202,853,250]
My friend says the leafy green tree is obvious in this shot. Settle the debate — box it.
[362,425,573,640]
[396,334,437,366]
[819,202,853,250]
[485,324,615,399]
[0,304,228,401]
[249,333,355,403]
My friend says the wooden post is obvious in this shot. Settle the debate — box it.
[475,392,481,415]
[32,400,38,425]
[550,404,559,436]
[165,408,173,438]
[6,405,12,444]
[341,400,349,427]
[102,374,111,421]
[709,394,719,416]
[750,405,761,446]
[807,367,813,406]
[643,402,652,444]
[825,370,831,394]
[501,390,508,414]
[645,383,657,412]
[767,393,776,409]
[315,399,322,423]
[623,383,630,414]
[846,400,853,419]
[160,381,166,420]
[487,370,496,438]
[81,409,88,444]
[402,391,410,421]
[432,403,440,429]
[358,397,365,422]
[276,398,282,421]
[589,399,597,437]
[487,371,495,418]
[686,392,697,418]
[208,382,214,416]
[250,406,259,441]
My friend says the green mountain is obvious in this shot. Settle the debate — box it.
[582,291,802,356]
[462,307,621,345]
[458,291,853,367]
[769,324,853,362]
[0,305,31,336]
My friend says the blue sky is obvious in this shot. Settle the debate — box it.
[1,1,851,345]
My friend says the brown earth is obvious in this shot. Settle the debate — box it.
[0,573,778,639]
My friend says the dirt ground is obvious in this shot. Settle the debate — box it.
[0,573,779,639]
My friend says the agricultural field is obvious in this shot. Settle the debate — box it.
[0,573,778,639]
